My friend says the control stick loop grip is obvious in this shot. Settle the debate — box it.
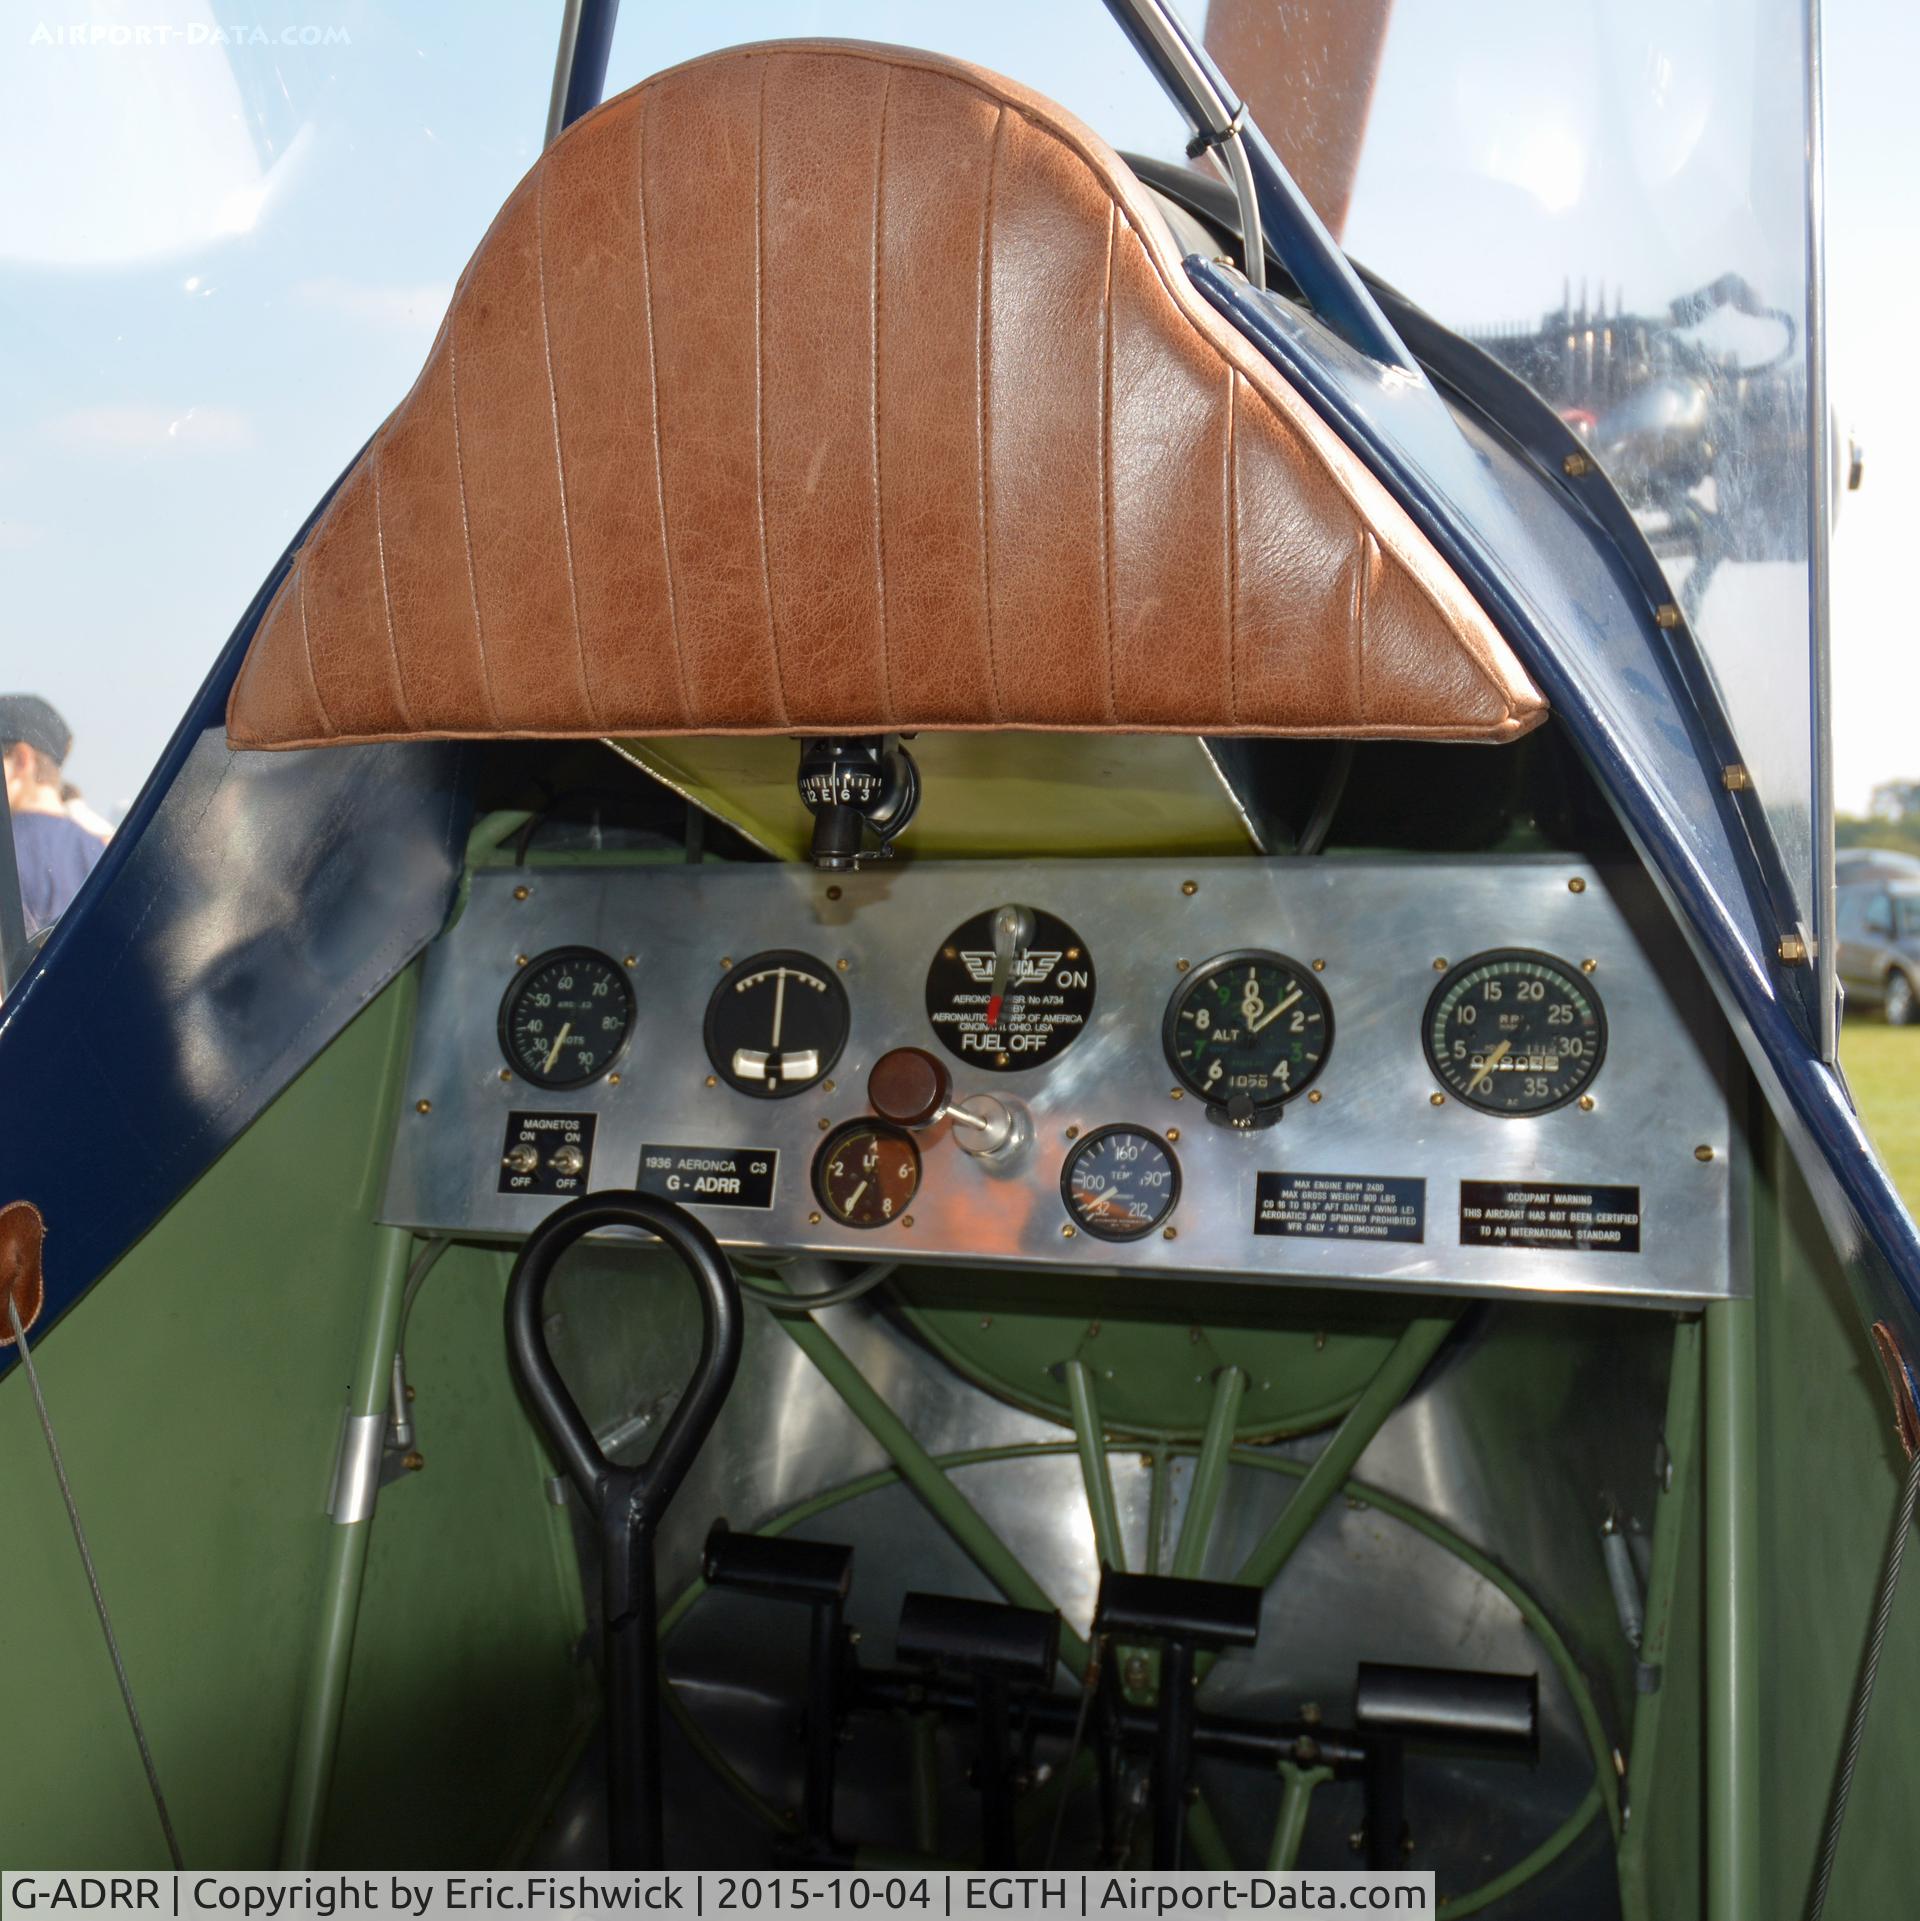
[868,1047,952,1130]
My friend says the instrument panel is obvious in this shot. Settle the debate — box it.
[382,857,1738,1305]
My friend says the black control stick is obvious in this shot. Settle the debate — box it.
[506,1192,744,1869]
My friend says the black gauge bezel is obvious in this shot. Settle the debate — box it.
[1422,947,1608,1116]
[1160,948,1334,1113]
[702,948,851,1099]
[497,945,636,1090]
[1059,1124,1183,1243]
[811,1119,923,1230]
[923,907,1097,1073]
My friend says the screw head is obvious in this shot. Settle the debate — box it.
[1582,958,1598,973]
[822,1079,836,1093]
[512,885,530,901]
[705,1074,718,1087]
[403,1451,426,1473]
[1176,958,1191,973]
[1163,1226,1178,1241]
[1181,880,1198,896]
[1433,957,1448,972]
[1061,1224,1076,1239]
[499,1068,513,1082]
[1166,1127,1180,1143]
[1430,1092,1446,1107]
[623,954,637,968]
[607,1073,621,1086]
[415,1099,432,1114]
[1169,1088,1184,1100]
[826,884,843,900]
[1308,1089,1322,1104]
[1312,958,1326,972]
[1065,1125,1079,1140]
[720,956,733,970]
[807,1211,821,1225]
[1695,1144,1715,1162]
[818,1118,830,1131]
[515,953,530,967]
[1578,1095,1594,1111]
[901,1215,914,1230]
[837,957,850,971]
[1568,877,1587,894]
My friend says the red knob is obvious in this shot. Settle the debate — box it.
[868,1047,952,1130]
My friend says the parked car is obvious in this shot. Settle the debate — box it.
[1837,846,1920,886]
[1839,879,1920,1023]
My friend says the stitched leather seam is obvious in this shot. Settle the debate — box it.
[635,93,692,726]
[369,440,419,732]
[978,106,1005,725]
[1354,530,1373,722]
[446,334,504,730]
[296,563,335,736]
[871,67,894,717]
[1100,201,1117,724]
[752,64,792,727]
[535,166,600,726]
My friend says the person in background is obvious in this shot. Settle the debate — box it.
[3,694,104,935]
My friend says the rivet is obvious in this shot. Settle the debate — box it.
[1067,947,1081,960]
[512,885,530,901]
[996,1053,1010,1068]
[1430,1092,1445,1107]
[1655,603,1682,629]
[1312,958,1326,972]
[1166,1128,1180,1143]
[1181,880,1198,897]
[1722,764,1752,793]
[1177,959,1191,973]
[415,1099,432,1114]
[1568,877,1587,894]
[1578,1095,1595,1112]
[498,1069,513,1082]
[837,958,850,971]
[1061,1223,1076,1238]
[1433,957,1448,972]
[1065,1125,1080,1140]
[1695,1144,1715,1162]
[818,1118,830,1131]
[403,1451,425,1473]
[808,1211,821,1225]
[1582,958,1598,973]
[826,885,843,901]
[1563,451,1593,478]
[1308,1090,1322,1104]
[1163,1226,1178,1241]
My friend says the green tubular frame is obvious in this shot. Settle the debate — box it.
[1706,1300,1760,1921]
[1267,1761,1332,1872]
[654,1423,1617,1903]
[280,1224,416,1867]
[1173,1366,1246,1579]
[1064,1358,1127,1573]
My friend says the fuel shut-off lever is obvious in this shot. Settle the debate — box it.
[797,736,920,869]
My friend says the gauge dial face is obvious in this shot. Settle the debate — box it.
[1163,950,1332,1116]
[1424,949,1606,1115]
[498,947,635,1089]
[924,908,1095,1072]
[704,949,850,1098]
[1061,1125,1181,1242]
[813,1121,921,1229]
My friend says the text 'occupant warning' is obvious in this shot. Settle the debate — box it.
[1459,1181,1642,1253]
[1253,1172,1426,1243]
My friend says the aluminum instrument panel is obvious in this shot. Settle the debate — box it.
[381,857,1740,1305]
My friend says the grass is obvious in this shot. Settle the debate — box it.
[1843,1017,1920,1212]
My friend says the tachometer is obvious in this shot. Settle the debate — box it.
[498,947,634,1089]
[1163,950,1332,1122]
[704,949,849,1098]
[1061,1125,1181,1242]
[1424,949,1605,1115]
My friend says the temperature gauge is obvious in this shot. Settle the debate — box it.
[1061,1125,1181,1242]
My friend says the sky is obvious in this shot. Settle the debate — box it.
[1,0,1909,871]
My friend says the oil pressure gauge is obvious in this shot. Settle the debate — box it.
[1424,949,1606,1114]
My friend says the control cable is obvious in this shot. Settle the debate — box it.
[735,1260,899,1314]
[1806,1445,1920,1920]
[7,1295,184,1867]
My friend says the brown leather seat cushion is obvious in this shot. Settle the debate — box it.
[225,40,1544,750]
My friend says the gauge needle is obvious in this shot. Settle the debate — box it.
[1248,989,1302,1034]
[771,968,787,1048]
[542,1023,572,1074]
[844,1180,869,1213]
[1467,1040,1511,1094]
